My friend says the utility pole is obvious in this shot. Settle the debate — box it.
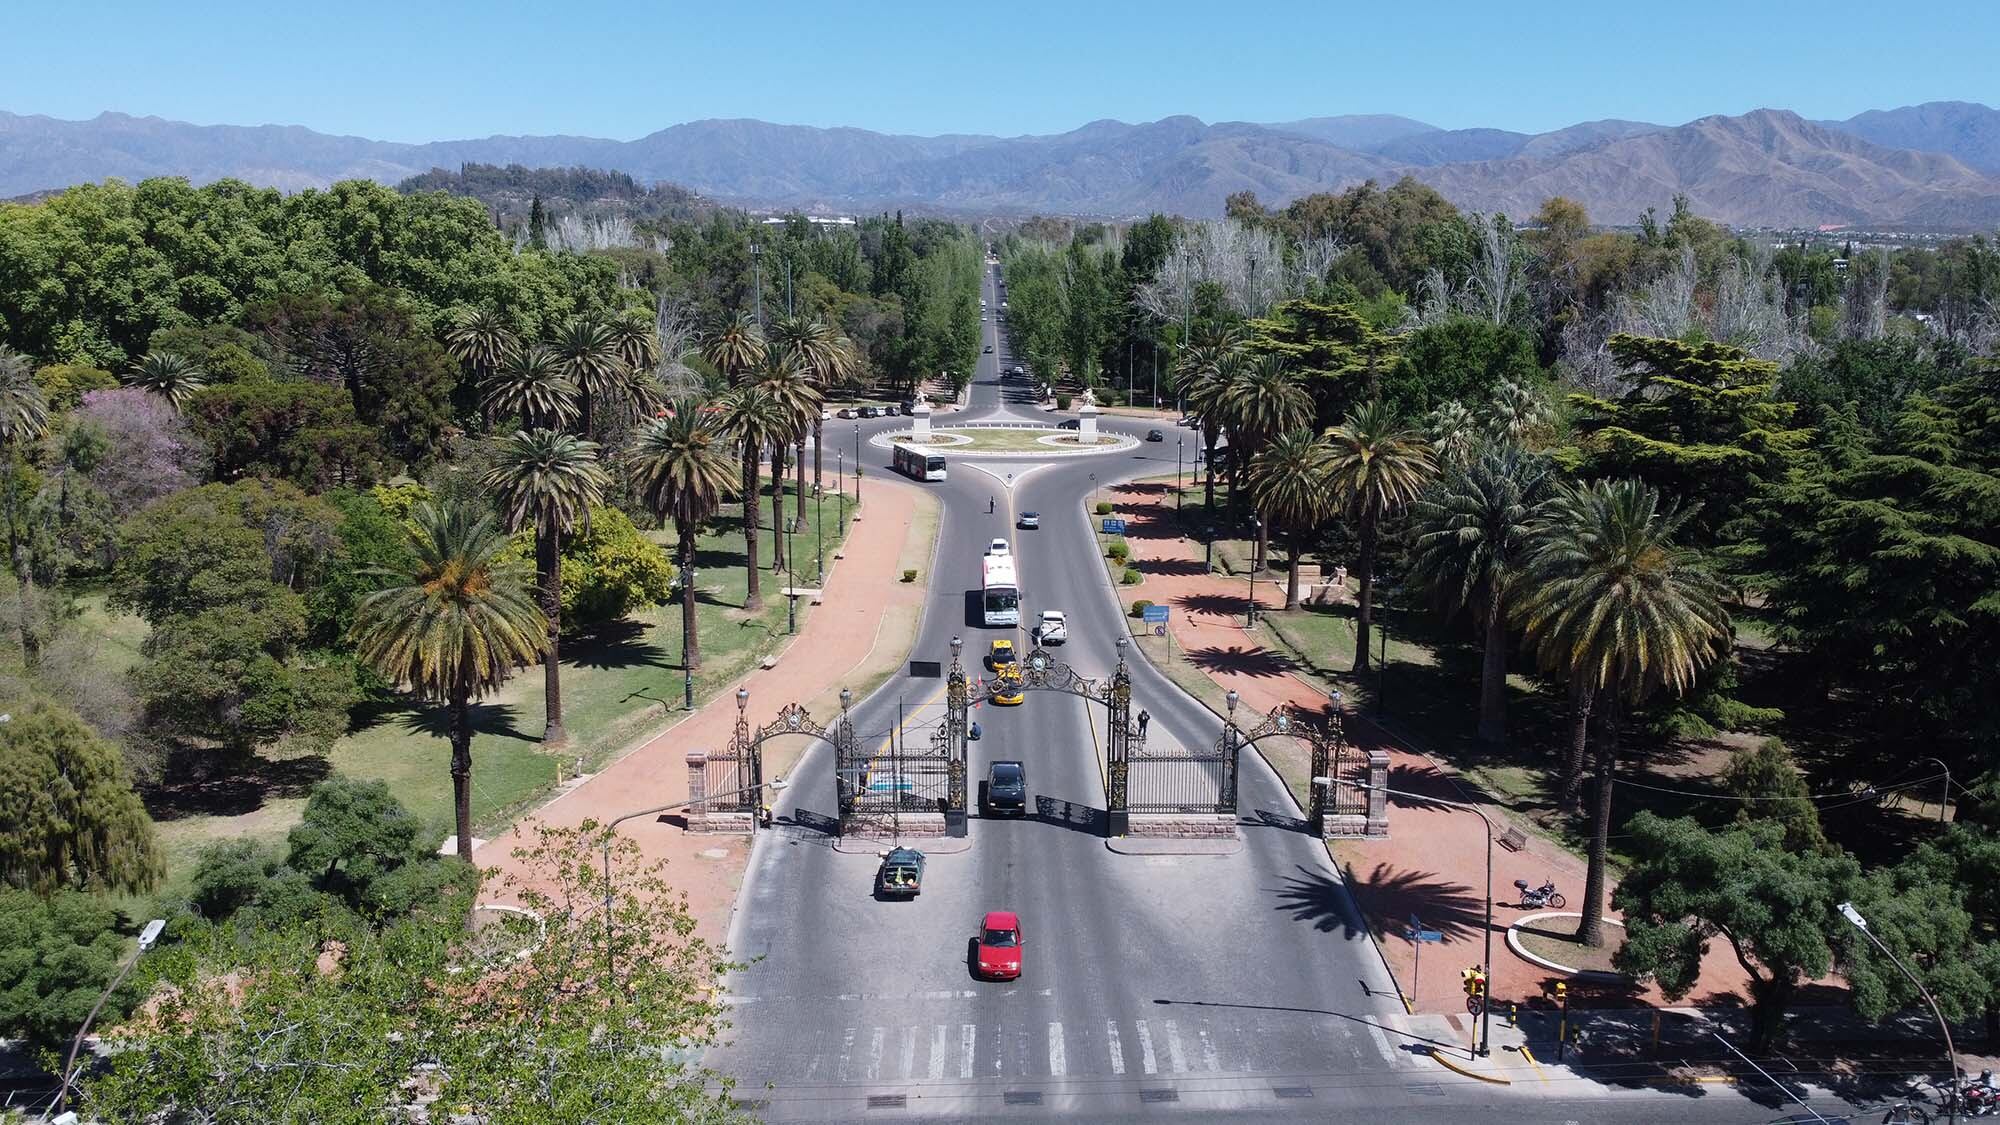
[751,243,764,328]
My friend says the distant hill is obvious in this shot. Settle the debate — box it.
[396,163,712,224]
[6,103,2000,229]
[1823,100,2000,173]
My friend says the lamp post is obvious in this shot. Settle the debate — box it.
[601,778,787,994]
[1246,516,1261,627]
[750,243,764,327]
[815,478,825,585]
[786,515,797,635]
[837,449,846,535]
[54,917,167,1114]
[1840,902,1960,1121]
[1205,524,1215,572]
[1176,437,1184,510]
[1917,757,1952,824]
[683,539,697,709]
[1322,777,1494,1059]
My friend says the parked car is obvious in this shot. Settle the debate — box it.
[1034,610,1068,645]
[1057,419,1079,430]
[974,910,1024,979]
[1017,511,1040,530]
[900,400,917,415]
[838,406,857,419]
[860,406,880,418]
[877,847,925,898]
[984,762,1027,816]
[1146,429,1165,442]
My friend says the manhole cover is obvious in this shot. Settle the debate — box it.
[699,848,730,859]
[1273,1086,1315,1099]
[866,1093,908,1109]
[1003,1091,1043,1106]
[1139,1088,1180,1103]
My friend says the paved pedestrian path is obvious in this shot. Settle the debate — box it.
[475,480,935,945]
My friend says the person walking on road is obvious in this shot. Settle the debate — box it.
[1137,709,1150,739]
[989,496,996,514]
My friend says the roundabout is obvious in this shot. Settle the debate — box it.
[872,424,1137,458]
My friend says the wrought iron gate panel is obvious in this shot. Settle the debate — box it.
[721,692,863,827]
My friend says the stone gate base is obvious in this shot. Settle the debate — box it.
[1320,749,1391,839]
[1124,813,1239,840]
[840,812,949,839]
[686,810,758,835]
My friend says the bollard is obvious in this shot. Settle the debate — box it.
[1507,1001,1518,1029]
[1555,981,1569,1063]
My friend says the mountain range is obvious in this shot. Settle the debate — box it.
[6,101,2000,229]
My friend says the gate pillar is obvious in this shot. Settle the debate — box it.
[1366,749,1390,837]
[1106,637,1132,837]
[945,637,970,837]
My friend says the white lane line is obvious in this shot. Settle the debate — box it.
[804,1030,824,1080]
[1163,1019,1188,1073]
[835,1027,856,1082]
[959,1024,976,1080]
[865,1027,885,1081]
[929,1024,948,1081]
[900,1026,917,1079]
[1106,1020,1125,1075]
[1197,1025,1220,1072]
[1364,1019,1400,1067]
[1047,1022,1066,1077]
[1134,1019,1158,1075]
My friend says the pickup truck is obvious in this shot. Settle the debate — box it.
[1035,610,1068,645]
[877,846,926,898]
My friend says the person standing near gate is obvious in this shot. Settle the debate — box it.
[1137,709,1150,738]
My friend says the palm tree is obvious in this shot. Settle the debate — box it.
[547,316,629,437]
[444,308,518,412]
[771,314,844,502]
[1424,400,1481,469]
[627,405,739,670]
[1247,429,1335,610]
[1486,376,1553,448]
[1175,343,1235,514]
[1226,355,1312,570]
[1324,400,1438,673]
[350,501,548,864]
[481,429,611,749]
[0,348,49,660]
[1408,445,1555,747]
[701,312,767,382]
[123,351,208,413]
[483,344,579,431]
[608,309,660,375]
[1514,478,1730,946]
[711,385,789,610]
[751,354,820,558]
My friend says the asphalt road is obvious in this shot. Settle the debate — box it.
[708,264,1853,1124]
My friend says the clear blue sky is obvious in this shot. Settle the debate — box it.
[7,0,1995,142]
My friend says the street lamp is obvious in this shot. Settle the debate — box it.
[1839,901,1960,1120]
[1246,516,1261,627]
[750,243,764,327]
[837,450,847,535]
[683,540,698,709]
[1176,437,1184,510]
[1917,757,1952,824]
[54,917,167,1113]
[1320,777,1495,1059]
[1205,524,1215,572]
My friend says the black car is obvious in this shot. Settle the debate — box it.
[1146,429,1165,442]
[876,847,926,899]
[860,405,879,418]
[1057,419,1079,430]
[984,761,1028,817]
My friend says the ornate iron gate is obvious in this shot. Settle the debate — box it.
[707,687,861,829]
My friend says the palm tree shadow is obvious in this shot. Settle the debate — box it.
[566,619,672,671]
[1175,592,1253,619]
[391,699,537,745]
[1186,645,1297,679]
[1330,861,1490,943]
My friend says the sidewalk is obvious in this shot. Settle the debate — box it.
[1102,479,1760,1015]
[474,480,936,946]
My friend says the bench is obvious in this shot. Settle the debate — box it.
[1497,826,1529,852]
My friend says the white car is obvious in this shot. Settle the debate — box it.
[987,538,1009,556]
[1035,610,1068,645]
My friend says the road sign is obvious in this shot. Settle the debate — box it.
[1141,605,1170,623]
[1101,518,1126,533]
[1415,929,1444,943]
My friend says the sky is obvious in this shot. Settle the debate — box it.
[6,0,1996,142]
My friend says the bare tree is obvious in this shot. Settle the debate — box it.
[1617,245,1699,339]
[1462,213,1525,326]
[653,292,705,399]
[1709,244,1805,362]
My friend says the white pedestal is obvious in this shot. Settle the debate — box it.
[1078,402,1099,443]
[910,402,933,439]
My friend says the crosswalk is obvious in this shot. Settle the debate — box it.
[734,1010,1411,1086]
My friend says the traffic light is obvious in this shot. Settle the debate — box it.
[1461,966,1487,999]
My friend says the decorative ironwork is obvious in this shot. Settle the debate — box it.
[710,688,860,830]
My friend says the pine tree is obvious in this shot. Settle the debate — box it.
[527,195,547,250]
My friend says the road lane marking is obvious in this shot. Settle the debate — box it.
[1364,1018,1399,1067]
[959,1024,976,1079]
[1135,1019,1158,1075]
[1163,1020,1187,1073]
[836,1027,855,1081]
[1197,1025,1219,1072]
[804,1030,824,1080]
[900,1026,916,1079]
[866,1027,885,1080]
[1106,1020,1125,1075]
[1047,1022,1066,1077]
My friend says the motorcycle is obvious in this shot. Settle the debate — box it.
[1515,878,1567,910]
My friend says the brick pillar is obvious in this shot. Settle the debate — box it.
[1365,749,1390,837]
[686,751,709,818]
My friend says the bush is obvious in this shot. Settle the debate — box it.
[901,568,918,583]
[1106,539,1129,563]
[1056,393,1073,411]
[1130,600,1154,618]
[1120,568,1142,586]
[1094,501,1113,516]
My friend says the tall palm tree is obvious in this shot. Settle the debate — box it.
[771,314,844,502]
[701,312,767,382]
[480,429,611,749]
[1408,445,1555,747]
[1175,343,1235,514]
[483,344,579,431]
[627,405,739,670]
[1226,355,1312,570]
[123,351,208,413]
[547,316,629,437]
[1247,429,1335,611]
[1514,478,1730,946]
[444,308,518,404]
[1424,400,1481,469]
[608,309,661,375]
[0,348,49,660]
[711,385,789,610]
[751,354,821,556]
[350,501,548,864]
[1324,400,1438,673]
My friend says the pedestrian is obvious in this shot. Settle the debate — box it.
[989,496,996,513]
[1137,709,1150,738]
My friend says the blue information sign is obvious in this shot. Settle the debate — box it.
[1142,605,1170,623]
[1101,518,1127,533]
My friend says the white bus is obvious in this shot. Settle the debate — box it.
[981,555,1019,627]
[892,443,947,482]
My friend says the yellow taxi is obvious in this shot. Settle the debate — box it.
[986,638,1016,670]
[989,663,1025,706]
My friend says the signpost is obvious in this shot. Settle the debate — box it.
[1141,603,1171,657]
[1101,517,1127,534]
[1407,914,1443,1016]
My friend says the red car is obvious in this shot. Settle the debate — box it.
[975,911,1024,980]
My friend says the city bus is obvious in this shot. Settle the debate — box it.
[892,443,947,482]
[981,555,1019,627]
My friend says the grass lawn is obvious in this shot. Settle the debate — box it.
[137,477,859,888]
[897,427,1115,454]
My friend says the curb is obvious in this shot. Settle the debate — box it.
[831,834,974,856]
[1105,836,1243,856]
[1425,1047,1513,1085]
[1506,911,1633,979]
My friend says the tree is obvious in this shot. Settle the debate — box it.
[749,354,820,567]
[1245,299,1400,426]
[1408,445,1555,747]
[0,889,140,1053]
[1175,339,1238,513]
[444,307,518,416]
[1227,355,1313,567]
[482,429,611,749]
[547,315,629,438]
[1247,429,1335,610]
[283,777,467,917]
[0,698,162,894]
[350,501,548,864]
[482,343,579,431]
[34,362,118,411]
[1323,400,1436,673]
[1839,828,2000,1036]
[1384,318,1541,418]
[1718,739,1831,855]
[74,388,198,512]
[1515,479,1731,946]
[184,378,384,490]
[700,311,766,381]
[122,350,208,412]
[627,405,737,671]
[771,314,846,500]
[711,385,788,610]
[1613,813,1858,1049]
[543,506,676,626]
[0,346,50,659]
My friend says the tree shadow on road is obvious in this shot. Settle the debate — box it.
[1271,863,1375,939]
[1336,861,1490,944]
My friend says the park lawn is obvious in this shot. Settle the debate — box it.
[146,479,856,883]
[915,426,1111,454]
